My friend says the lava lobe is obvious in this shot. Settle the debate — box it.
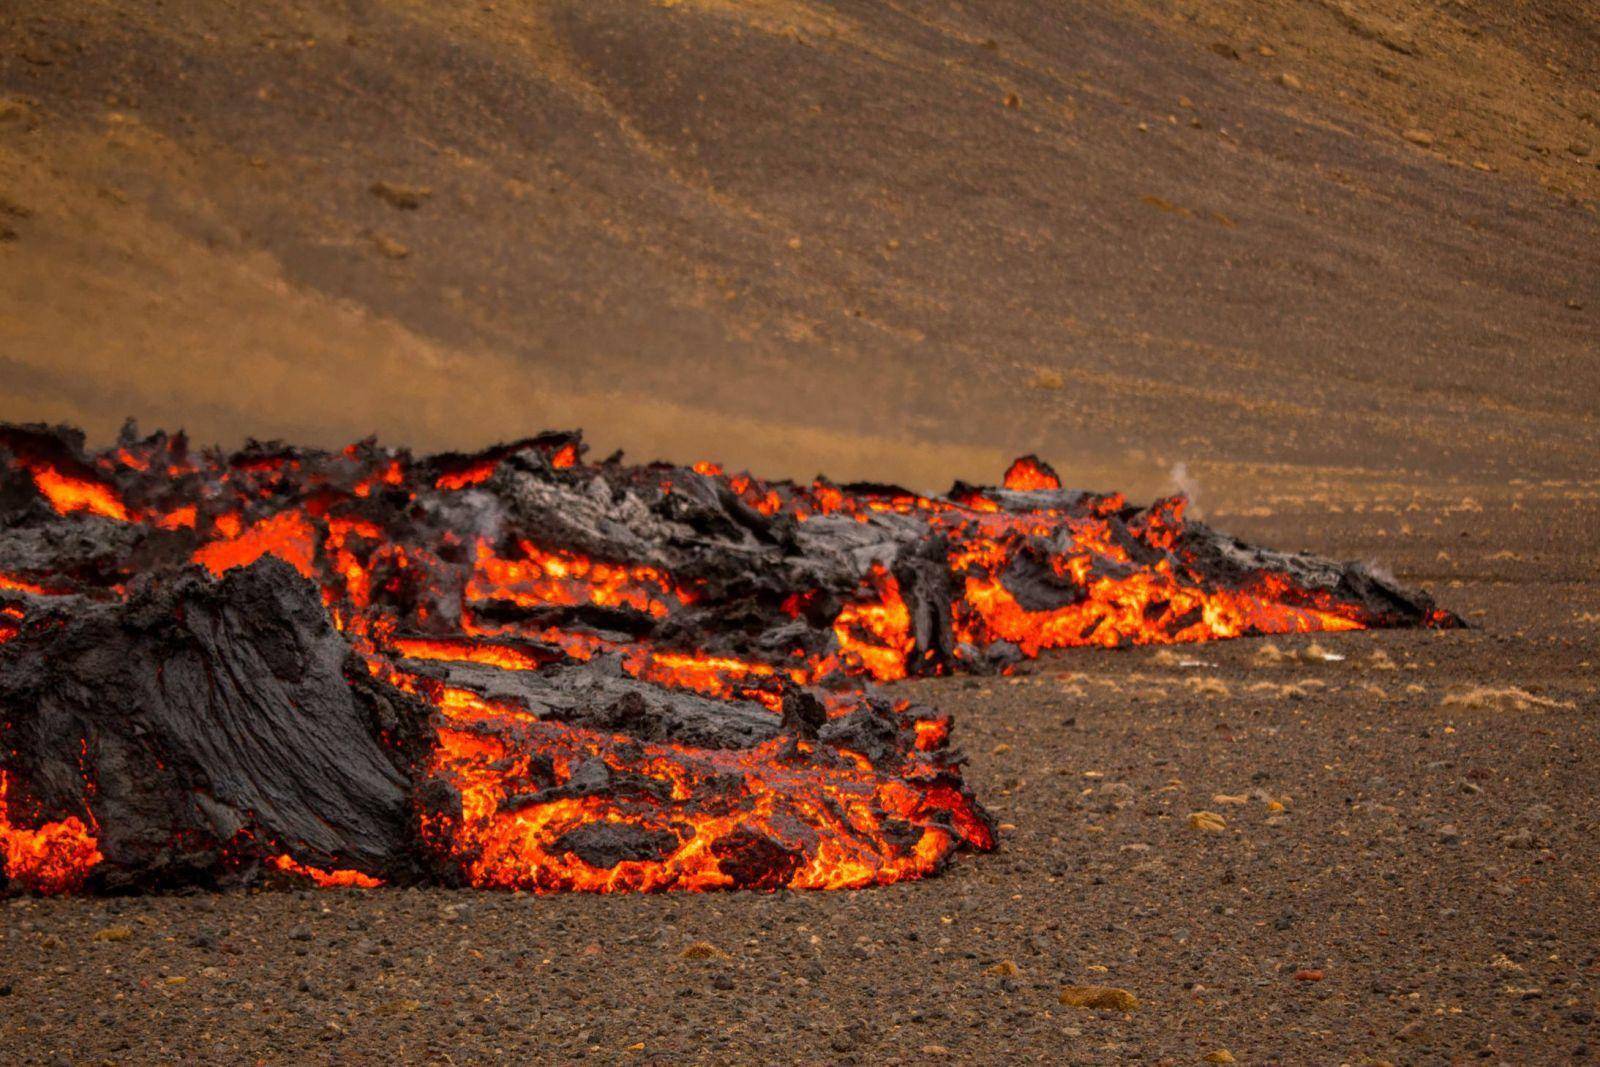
[0,423,1453,893]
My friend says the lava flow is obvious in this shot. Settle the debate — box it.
[0,422,1454,895]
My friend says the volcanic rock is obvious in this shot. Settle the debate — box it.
[0,421,1454,894]
[0,558,434,892]
[1058,985,1140,1010]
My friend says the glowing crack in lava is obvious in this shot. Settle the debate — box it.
[0,423,1455,894]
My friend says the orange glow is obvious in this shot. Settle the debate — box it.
[833,565,914,681]
[156,504,198,530]
[913,717,950,751]
[725,475,783,516]
[324,516,388,609]
[1003,455,1061,491]
[423,716,984,893]
[28,465,131,521]
[271,854,382,888]
[624,649,795,710]
[468,540,689,618]
[939,496,1370,657]
[435,686,538,724]
[436,459,498,490]
[0,572,56,596]
[193,510,318,579]
[0,772,102,894]
[811,484,847,515]
[394,635,553,673]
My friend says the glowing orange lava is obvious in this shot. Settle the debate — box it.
[833,565,914,681]
[423,718,984,893]
[468,540,688,618]
[28,464,131,521]
[192,511,317,579]
[394,636,555,673]
[271,854,383,888]
[0,772,102,894]
[1003,454,1062,492]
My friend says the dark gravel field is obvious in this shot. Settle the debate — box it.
[2,480,1595,1065]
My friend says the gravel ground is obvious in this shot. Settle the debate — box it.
[2,482,1595,1065]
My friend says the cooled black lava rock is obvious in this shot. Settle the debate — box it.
[552,823,682,869]
[0,558,435,891]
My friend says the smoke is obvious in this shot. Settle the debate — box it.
[1362,557,1399,587]
[1168,462,1203,518]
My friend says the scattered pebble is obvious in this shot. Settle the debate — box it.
[1396,1019,1429,1041]
[679,941,727,960]
[1059,985,1140,1011]
[368,232,409,259]
[368,180,431,209]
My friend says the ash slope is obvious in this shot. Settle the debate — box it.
[0,0,1595,485]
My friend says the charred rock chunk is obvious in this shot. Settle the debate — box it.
[551,822,682,869]
[710,827,804,889]
[0,558,433,890]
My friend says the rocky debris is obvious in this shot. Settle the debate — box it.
[368,181,431,210]
[1059,985,1140,1010]
[0,561,1590,1061]
[1440,686,1574,711]
[1395,1019,1429,1041]
[679,941,727,960]
[367,232,410,259]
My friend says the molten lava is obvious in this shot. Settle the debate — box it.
[1003,454,1062,492]
[193,511,318,579]
[271,854,383,889]
[26,464,131,522]
[833,565,915,682]
[0,772,102,895]
[0,422,1453,895]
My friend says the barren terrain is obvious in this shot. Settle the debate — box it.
[2,0,1597,1063]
